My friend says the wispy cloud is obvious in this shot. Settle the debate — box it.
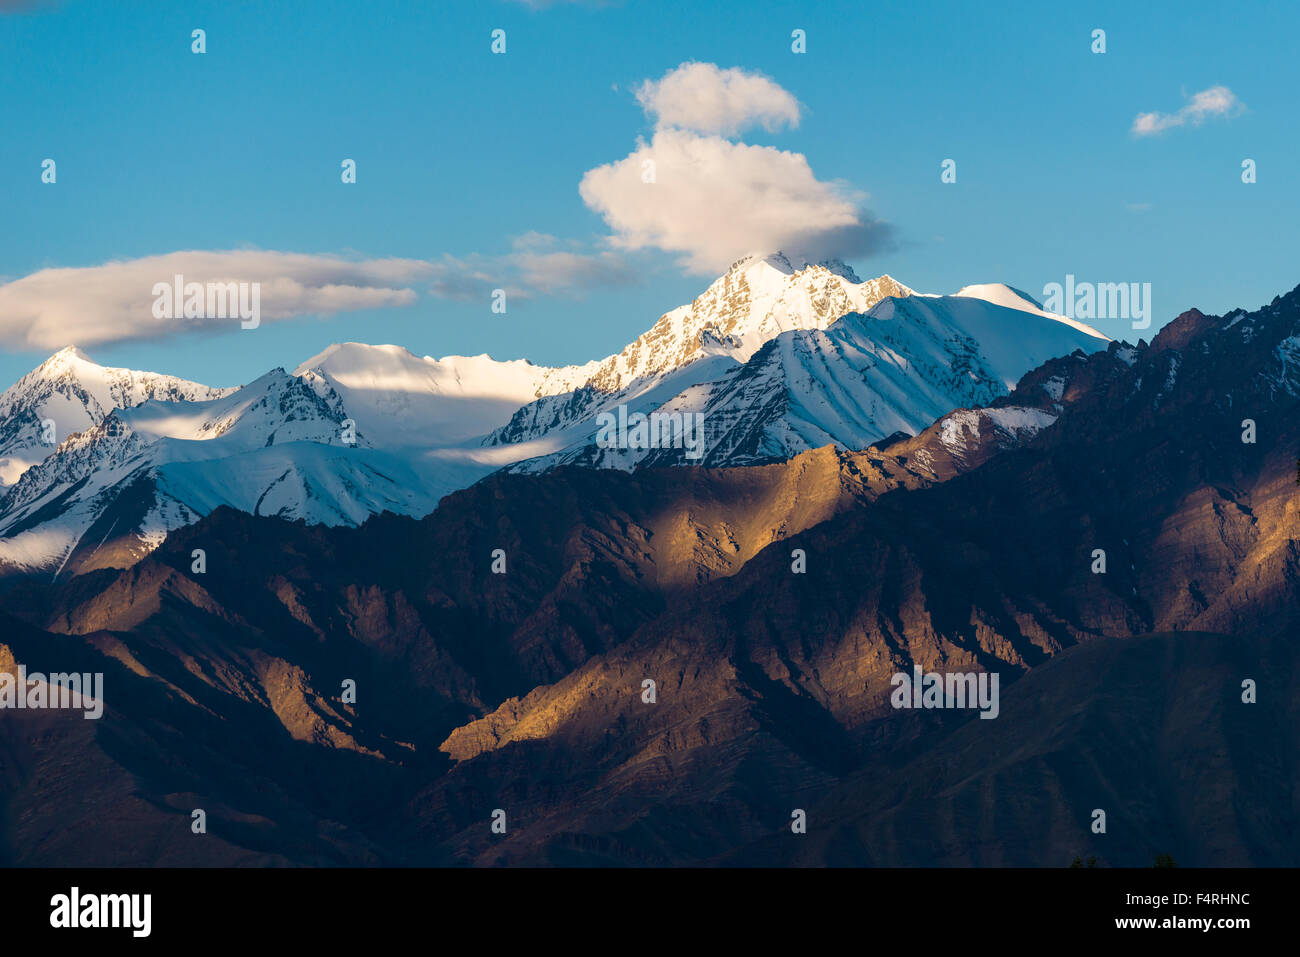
[0,251,431,349]
[1132,85,1245,137]
[426,235,639,302]
[0,240,644,349]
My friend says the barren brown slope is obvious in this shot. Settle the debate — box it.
[0,614,404,865]
[0,362,1063,865]
[720,628,1300,867]
[3,405,1039,719]
[418,291,1300,865]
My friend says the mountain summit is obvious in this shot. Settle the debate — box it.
[485,255,919,449]
[585,252,914,393]
[0,347,234,487]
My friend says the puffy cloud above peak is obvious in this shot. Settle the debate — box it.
[581,61,893,275]
[580,129,893,275]
[636,62,800,136]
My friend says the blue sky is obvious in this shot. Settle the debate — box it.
[1,0,1296,389]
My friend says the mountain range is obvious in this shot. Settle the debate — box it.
[1,273,1296,865]
[0,253,1107,579]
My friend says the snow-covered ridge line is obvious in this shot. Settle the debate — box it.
[0,254,1110,576]
[501,291,1110,473]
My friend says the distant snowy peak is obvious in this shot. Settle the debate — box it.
[293,341,555,388]
[0,345,234,486]
[0,364,402,577]
[484,255,915,449]
[568,252,914,396]
[0,367,349,517]
[955,283,1110,341]
[25,345,235,411]
[287,258,915,455]
[955,282,1045,311]
[294,341,594,400]
[733,251,864,283]
[293,341,594,447]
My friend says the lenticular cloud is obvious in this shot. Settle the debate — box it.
[0,250,431,349]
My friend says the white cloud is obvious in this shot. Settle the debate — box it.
[0,250,430,349]
[1132,85,1245,136]
[579,129,892,275]
[636,62,800,136]
[425,254,509,302]
[0,243,640,349]
[513,249,637,294]
[426,240,637,301]
[510,231,561,251]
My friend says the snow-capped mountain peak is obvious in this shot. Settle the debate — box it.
[955,283,1110,341]
[726,251,864,284]
[293,341,594,448]
[0,346,236,486]
[956,283,1046,312]
[41,344,94,367]
[486,253,918,448]
[597,252,914,387]
[502,289,1114,474]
